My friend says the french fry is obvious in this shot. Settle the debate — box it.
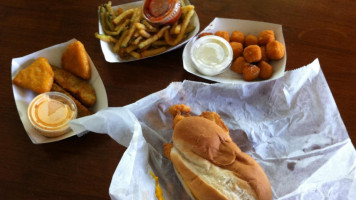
[152,40,168,47]
[100,7,117,35]
[133,31,140,38]
[139,25,170,49]
[185,24,196,34]
[142,20,158,32]
[105,1,115,18]
[125,45,138,53]
[113,40,121,53]
[118,48,127,59]
[116,7,124,16]
[170,21,179,34]
[94,33,118,42]
[114,28,129,52]
[121,8,141,48]
[129,51,141,59]
[164,9,194,46]
[173,24,181,35]
[133,36,143,45]
[181,5,195,14]
[139,29,151,38]
[114,18,130,32]
[105,12,115,31]
[138,44,151,53]
[132,8,141,23]
[104,27,124,36]
[135,22,146,30]
[99,6,109,31]
[99,5,127,36]
[113,8,135,24]
[141,47,167,58]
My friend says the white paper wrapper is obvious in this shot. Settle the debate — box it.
[98,0,200,63]
[11,39,108,144]
[183,18,286,83]
[70,59,356,199]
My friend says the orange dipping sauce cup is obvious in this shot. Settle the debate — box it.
[143,0,181,25]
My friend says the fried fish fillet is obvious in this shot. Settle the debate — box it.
[51,66,96,107]
[62,40,91,80]
[13,57,54,93]
[199,111,229,133]
[51,83,93,118]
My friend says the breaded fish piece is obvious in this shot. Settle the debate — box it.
[51,83,93,118]
[168,104,229,133]
[52,66,96,107]
[62,40,91,80]
[200,111,229,133]
[13,57,54,93]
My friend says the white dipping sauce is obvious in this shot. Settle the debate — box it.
[190,35,233,76]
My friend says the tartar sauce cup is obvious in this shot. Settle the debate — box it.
[27,92,77,138]
[190,35,233,76]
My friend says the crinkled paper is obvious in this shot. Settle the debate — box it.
[70,59,356,199]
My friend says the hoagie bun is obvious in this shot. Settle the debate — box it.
[166,105,272,200]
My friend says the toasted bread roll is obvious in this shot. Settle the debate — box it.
[166,106,272,200]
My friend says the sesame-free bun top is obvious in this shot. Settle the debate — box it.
[172,116,272,200]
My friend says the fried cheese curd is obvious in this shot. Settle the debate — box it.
[258,61,273,79]
[243,45,262,63]
[260,46,269,62]
[230,30,245,44]
[13,57,54,94]
[244,34,258,47]
[258,30,275,45]
[198,32,213,38]
[230,42,243,59]
[215,31,230,41]
[266,40,285,60]
[243,64,260,81]
[230,56,246,74]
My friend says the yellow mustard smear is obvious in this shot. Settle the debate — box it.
[150,171,165,200]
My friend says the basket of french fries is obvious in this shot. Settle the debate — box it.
[95,0,200,62]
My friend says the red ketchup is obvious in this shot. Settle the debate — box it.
[143,0,181,25]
